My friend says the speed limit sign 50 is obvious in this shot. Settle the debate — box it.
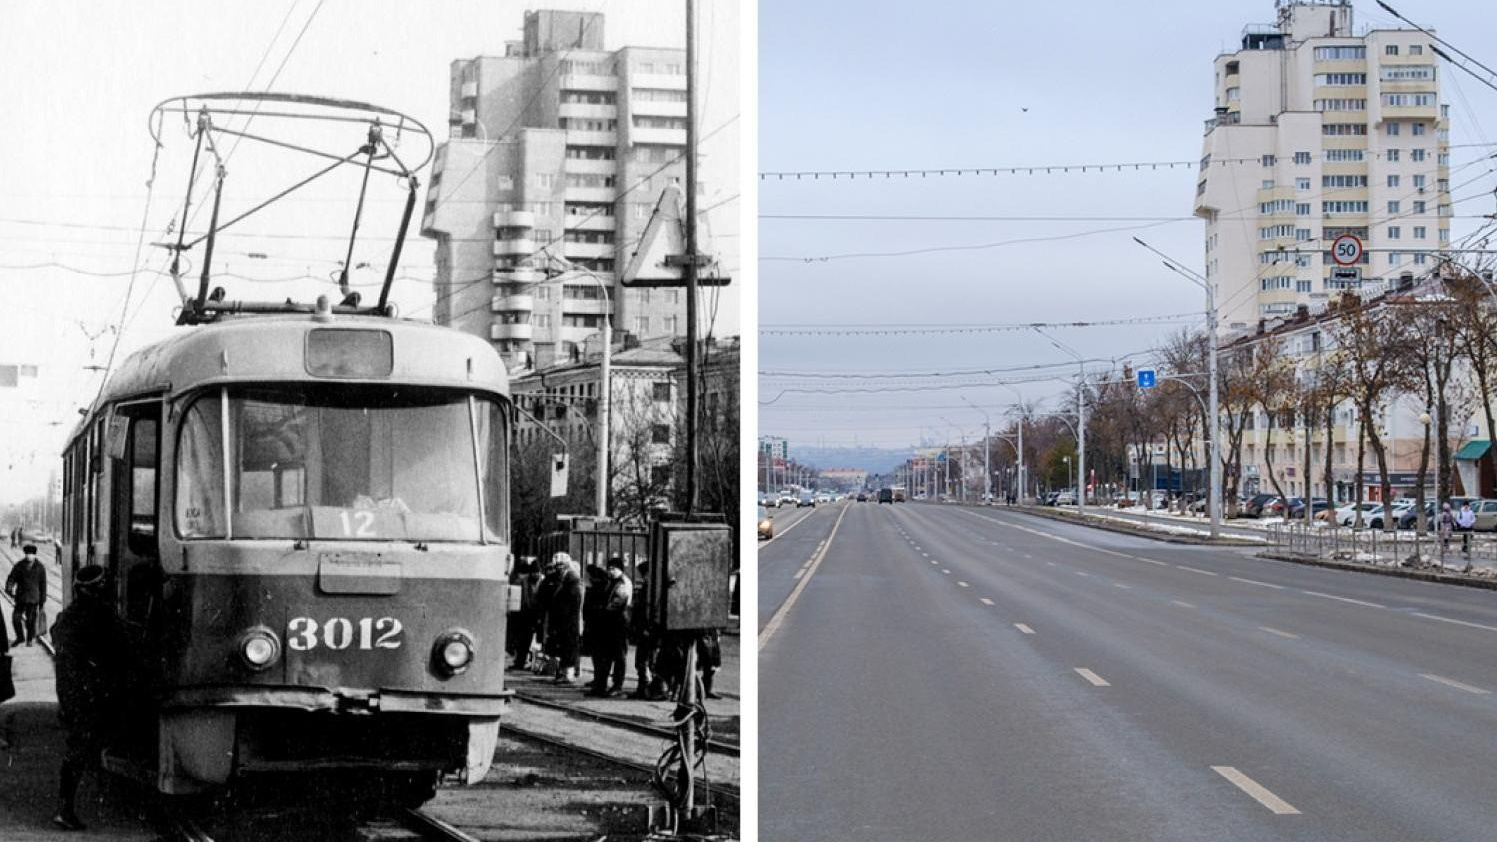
[1332,234,1363,266]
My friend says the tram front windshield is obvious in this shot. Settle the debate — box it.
[176,386,508,542]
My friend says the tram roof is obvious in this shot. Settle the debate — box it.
[93,315,510,410]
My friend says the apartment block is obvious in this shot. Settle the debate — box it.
[1196,0,1451,332]
[421,9,692,371]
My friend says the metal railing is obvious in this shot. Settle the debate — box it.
[1266,522,1497,571]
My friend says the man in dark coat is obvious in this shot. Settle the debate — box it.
[539,553,582,684]
[630,560,660,699]
[586,556,633,697]
[6,544,48,646]
[51,565,123,831]
[506,557,543,670]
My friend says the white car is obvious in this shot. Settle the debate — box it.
[1334,502,1382,526]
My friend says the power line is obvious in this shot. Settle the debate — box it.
[759,157,1257,181]
[759,313,1199,336]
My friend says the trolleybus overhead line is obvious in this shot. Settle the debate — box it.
[147,92,433,325]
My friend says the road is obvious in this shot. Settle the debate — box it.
[758,501,1497,841]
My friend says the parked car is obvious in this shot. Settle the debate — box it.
[1258,497,1299,518]
[1054,490,1076,505]
[757,506,774,540]
[1241,493,1278,518]
[1365,501,1414,530]
[1287,497,1330,519]
[1396,501,1437,530]
[1335,502,1382,526]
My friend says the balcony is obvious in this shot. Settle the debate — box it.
[493,266,545,284]
[561,74,618,92]
[630,127,687,146]
[492,294,535,313]
[1203,110,1241,133]
[565,186,616,204]
[564,130,617,147]
[1381,104,1439,121]
[562,241,615,260]
[566,213,616,232]
[561,297,611,316]
[629,99,688,119]
[564,157,618,176]
[460,81,478,99]
[631,74,686,91]
[494,210,536,229]
[494,238,536,256]
[560,102,617,121]
[490,323,534,342]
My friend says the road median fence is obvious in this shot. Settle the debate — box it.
[1266,522,1497,579]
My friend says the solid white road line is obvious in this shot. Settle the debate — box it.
[1258,626,1299,639]
[980,598,995,606]
[1171,600,1196,608]
[1014,623,1035,634]
[1419,673,1492,695]
[1302,590,1384,609]
[1410,612,1497,634]
[1176,565,1218,576]
[1074,668,1110,687]
[1211,766,1301,815]
[759,505,851,651]
[1230,576,1285,590]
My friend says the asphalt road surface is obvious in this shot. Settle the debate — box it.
[758,501,1497,841]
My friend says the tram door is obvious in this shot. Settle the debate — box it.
[108,402,163,632]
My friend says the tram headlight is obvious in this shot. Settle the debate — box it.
[432,629,476,677]
[238,627,282,671]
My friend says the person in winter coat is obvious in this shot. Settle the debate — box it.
[1437,502,1456,555]
[586,556,633,697]
[50,566,123,831]
[506,557,543,670]
[6,544,48,646]
[539,553,583,684]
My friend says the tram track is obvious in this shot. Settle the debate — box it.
[504,720,740,806]
[161,806,483,842]
[512,689,740,756]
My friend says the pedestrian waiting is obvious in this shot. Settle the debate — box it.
[5,544,48,646]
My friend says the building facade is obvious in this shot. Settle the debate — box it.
[421,9,692,371]
[1196,0,1451,332]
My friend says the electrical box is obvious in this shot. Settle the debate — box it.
[648,520,733,631]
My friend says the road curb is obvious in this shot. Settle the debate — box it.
[1255,551,1497,591]
[1005,505,1262,547]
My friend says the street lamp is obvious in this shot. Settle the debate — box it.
[1035,328,1087,517]
[1134,237,1221,540]
[963,397,992,504]
[538,252,612,521]
[1063,455,1074,502]
[998,384,1028,504]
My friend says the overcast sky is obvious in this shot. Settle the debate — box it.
[0,0,740,506]
[758,0,1497,458]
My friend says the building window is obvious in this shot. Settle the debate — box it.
[1324,149,1364,162]
[1296,279,1312,293]
[535,314,551,329]
[1411,148,1427,162]
[1294,151,1311,165]
[497,175,514,191]
[1386,149,1400,162]
[1414,253,1428,265]
[1413,226,1427,238]
[1410,44,1424,56]
[663,315,678,334]
[1296,203,1311,216]
[1440,228,1450,242]
[1314,73,1367,86]
[1413,174,1426,188]
[653,382,672,402]
[651,424,671,445]
[1412,122,1427,135]
[634,316,650,334]
[1322,174,1368,188]
[1387,200,1401,214]
[1314,45,1366,60]
[1388,226,1401,239]
[1296,178,1312,191]
[1389,252,1403,265]
[651,465,672,487]
[1296,228,1312,241]
[1387,175,1400,188]
[1386,44,1399,56]
[1261,154,1276,167]
[1387,122,1400,136]
[1413,201,1426,214]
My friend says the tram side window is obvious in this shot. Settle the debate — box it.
[127,418,158,555]
[478,398,510,543]
[176,397,226,538]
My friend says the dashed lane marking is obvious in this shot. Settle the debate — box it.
[1419,673,1492,695]
[980,598,995,606]
[1230,576,1285,590]
[941,569,951,575]
[1114,582,1131,590]
[1176,565,1218,577]
[1014,623,1035,634]
[759,505,851,651]
[1172,600,1196,608]
[1302,590,1384,609]
[1211,767,1301,815]
[930,560,939,565]
[1022,553,1034,559]
[1259,626,1299,639]
[1410,612,1497,634]
[1074,668,1110,687]
[1075,571,1091,577]
[958,581,970,588]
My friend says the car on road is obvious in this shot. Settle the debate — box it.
[1054,490,1076,505]
[797,494,817,508]
[758,506,774,540]
[1365,500,1416,530]
[878,488,894,504]
[760,495,779,509]
[856,492,868,502]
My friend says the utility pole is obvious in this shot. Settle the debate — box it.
[682,0,700,515]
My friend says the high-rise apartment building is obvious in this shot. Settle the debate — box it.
[421,9,692,371]
[1196,0,1450,332]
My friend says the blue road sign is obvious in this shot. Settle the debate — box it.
[1137,369,1156,389]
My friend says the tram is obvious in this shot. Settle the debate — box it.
[54,94,514,805]
[58,308,514,801]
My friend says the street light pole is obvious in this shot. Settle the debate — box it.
[999,385,1027,503]
[1135,237,1221,540]
[1036,329,1086,517]
[541,254,611,521]
[963,397,991,503]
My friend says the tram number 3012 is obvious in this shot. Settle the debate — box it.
[287,617,404,651]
